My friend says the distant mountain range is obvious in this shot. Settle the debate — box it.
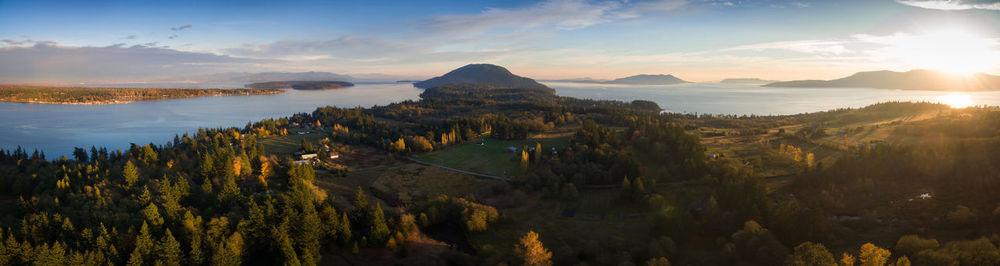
[720,78,779,84]
[246,81,354,90]
[414,64,550,90]
[765,70,1000,91]
[550,74,689,85]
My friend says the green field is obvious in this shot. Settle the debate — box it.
[416,134,571,178]
[259,127,327,155]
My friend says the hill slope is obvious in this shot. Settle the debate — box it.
[413,64,550,90]
[765,70,1000,90]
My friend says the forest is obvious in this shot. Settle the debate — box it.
[1,83,1000,265]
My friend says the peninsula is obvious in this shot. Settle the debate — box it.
[0,85,282,105]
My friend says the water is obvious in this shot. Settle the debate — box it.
[0,83,422,157]
[4,81,1000,157]
[544,82,1000,115]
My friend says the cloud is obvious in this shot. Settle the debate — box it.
[168,35,178,39]
[171,24,193,31]
[419,0,689,36]
[896,0,1000,10]
[0,41,274,82]
[125,35,136,40]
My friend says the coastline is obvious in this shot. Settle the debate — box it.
[0,89,284,105]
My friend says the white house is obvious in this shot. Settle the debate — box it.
[329,153,339,159]
[300,153,317,160]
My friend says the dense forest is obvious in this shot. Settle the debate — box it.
[2,83,1000,265]
[0,86,281,105]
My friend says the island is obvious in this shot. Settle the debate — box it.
[245,81,355,90]
[413,64,551,90]
[720,78,779,84]
[549,74,690,85]
[604,74,689,85]
[764,69,1000,90]
[0,85,282,105]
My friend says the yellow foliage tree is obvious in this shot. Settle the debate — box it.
[858,243,890,266]
[514,231,552,266]
[840,253,855,266]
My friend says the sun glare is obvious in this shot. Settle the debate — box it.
[938,92,974,108]
[900,28,997,75]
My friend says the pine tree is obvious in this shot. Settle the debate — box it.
[158,229,181,266]
[369,203,391,246]
[123,161,139,190]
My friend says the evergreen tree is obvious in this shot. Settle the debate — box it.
[158,229,182,266]
[368,203,391,246]
[123,161,139,190]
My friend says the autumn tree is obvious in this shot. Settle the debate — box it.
[514,231,552,266]
[786,242,835,266]
[858,243,890,266]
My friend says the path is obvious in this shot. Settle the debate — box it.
[406,157,509,181]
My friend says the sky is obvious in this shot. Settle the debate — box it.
[0,0,998,83]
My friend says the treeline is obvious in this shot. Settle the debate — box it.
[0,124,411,265]
[0,86,281,104]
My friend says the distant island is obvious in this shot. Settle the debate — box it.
[0,86,282,105]
[765,69,1000,91]
[720,78,779,84]
[550,74,689,85]
[395,80,420,83]
[246,81,355,90]
[605,74,689,85]
[413,64,551,90]
[177,71,355,83]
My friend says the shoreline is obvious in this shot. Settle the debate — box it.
[0,89,284,105]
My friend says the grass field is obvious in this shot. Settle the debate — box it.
[259,127,327,155]
[371,163,502,205]
[416,134,571,178]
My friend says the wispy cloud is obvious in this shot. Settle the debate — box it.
[896,0,1000,10]
[170,24,193,31]
[0,41,273,82]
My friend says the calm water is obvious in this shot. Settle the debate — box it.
[0,83,422,157]
[4,81,1000,157]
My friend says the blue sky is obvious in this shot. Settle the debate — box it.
[1,0,998,83]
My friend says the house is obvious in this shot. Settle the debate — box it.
[329,153,339,159]
[300,153,317,160]
[504,146,517,152]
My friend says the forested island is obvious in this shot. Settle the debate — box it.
[0,86,283,105]
[4,65,1000,265]
[245,81,355,90]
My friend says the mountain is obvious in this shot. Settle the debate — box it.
[604,74,689,85]
[177,71,355,83]
[720,78,779,84]
[246,81,354,90]
[765,70,1000,91]
[413,64,550,90]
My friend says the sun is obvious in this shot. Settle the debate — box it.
[901,27,997,75]
[938,92,974,108]
[900,28,997,75]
